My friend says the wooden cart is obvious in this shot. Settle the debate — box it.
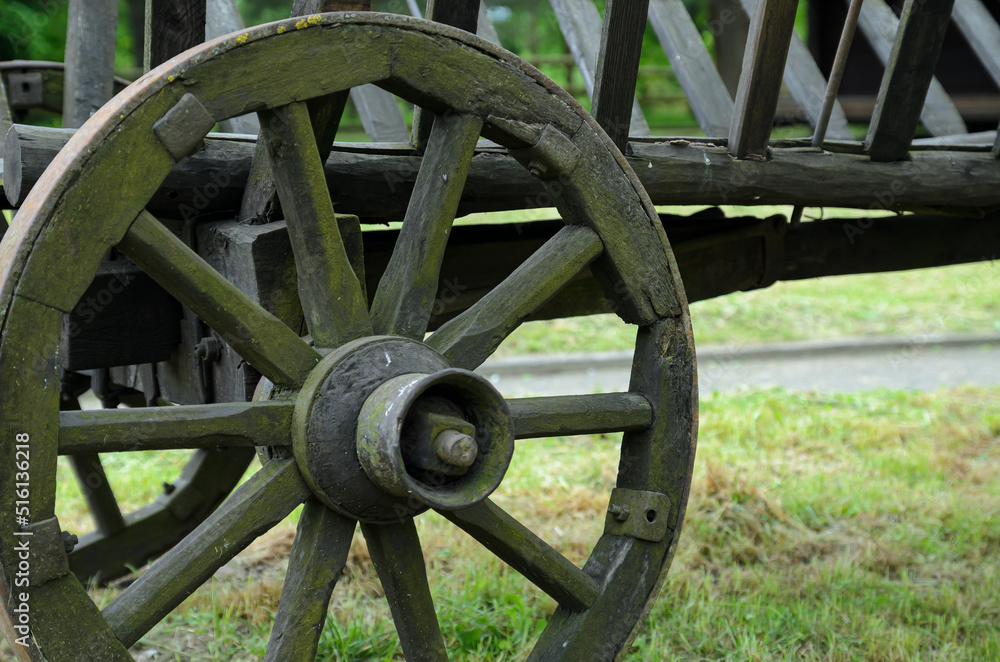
[0,0,997,659]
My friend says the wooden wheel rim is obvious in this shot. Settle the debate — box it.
[0,13,697,661]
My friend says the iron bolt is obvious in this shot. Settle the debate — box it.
[194,337,221,362]
[432,429,478,468]
[62,531,79,554]
[608,503,630,521]
[162,481,176,495]
[527,160,548,179]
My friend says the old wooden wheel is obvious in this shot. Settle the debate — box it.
[0,13,696,660]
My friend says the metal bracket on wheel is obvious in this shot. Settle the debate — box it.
[20,517,72,587]
[603,488,673,543]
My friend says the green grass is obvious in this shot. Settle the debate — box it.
[5,386,988,661]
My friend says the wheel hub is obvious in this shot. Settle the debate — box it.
[291,336,514,522]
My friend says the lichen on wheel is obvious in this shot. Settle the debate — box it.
[0,13,697,661]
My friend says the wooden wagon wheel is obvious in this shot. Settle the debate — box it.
[0,13,696,660]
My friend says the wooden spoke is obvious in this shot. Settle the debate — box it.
[953,0,1000,90]
[509,392,653,439]
[258,101,372,348]
[68,453,126,536]
[728,0,799,158]
[59,401,294,455]
[361,520,448,662]
[103,459,310,648]
[427,224,603,370]
[592,0,652,150]
[350,84,410,142]
[264,501,356,662]
[370,112,484,339]
[441,499,600,612]
[118,210,321,386]
[865,0,958,162]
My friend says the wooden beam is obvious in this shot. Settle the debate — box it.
[144,0,207,72]
[592,0,652,150]
[63,0,119,128]
[865,0,958,162]
[10,126,1000,215]
[648,0,733,136]
[205,0,259,134]
[856,0,966,137]
[728,0,799,158]
[549,0,650,138]
[952,0,1000,90]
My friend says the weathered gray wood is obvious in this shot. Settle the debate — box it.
[258,102,372,348]
[509,392,652,439]
[441,499,600,611]
[117,211,321,386]
[648,0,733,136]
[103,459,309,648]
[59,401,293,454]
[865,0,958,162]
[737,0,852,139]
[11,126,1000,215]
[428,225,604,369]
[994,123,1000,158]
[370,112,483,339]
[549,0,650,137]
[205,0,259,134]
[264,501,355,662]
[144,0,207,72]
[349,85,409,142]
[63,0,119,128]
[592,0,652,149]
[953,0,1000,90]
[913,130,996,146]
[361,520,448,662]
[710,0,751,97]
[0,77,11,142]
[728,0,798,158]
[856,0,966,137]
[477,1,502,45]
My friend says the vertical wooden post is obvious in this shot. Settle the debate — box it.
[63,0,119,128]
[144,0,207,72]
[864,0,957,162]
[727,0,798,158]
[709,0,750,98]
[412,0,481,151]
[592,0,651,152]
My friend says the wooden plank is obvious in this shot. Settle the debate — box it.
[592,0,652,149]
[118,211,322,386]
[737,0,852,139]
[952,0,1000,90]
[103,459,309,648]
[205,0,259,134]
[349,85,409,142]
[63,0,119,128]
[441,499,600,611]
[428,225,603,369]
[59,401,293,454]
[727,0,799,158]
[144,0,207,72]
[361,521,448,662]
[865,0,958,162]
[509,392,653,439]
[258,101,372,348]
[856,0,966,137]
[648,0,733,136]
[370,113,483,339]
[549,0,650,138]
[477,0,502,45]
[264,502,355,661]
